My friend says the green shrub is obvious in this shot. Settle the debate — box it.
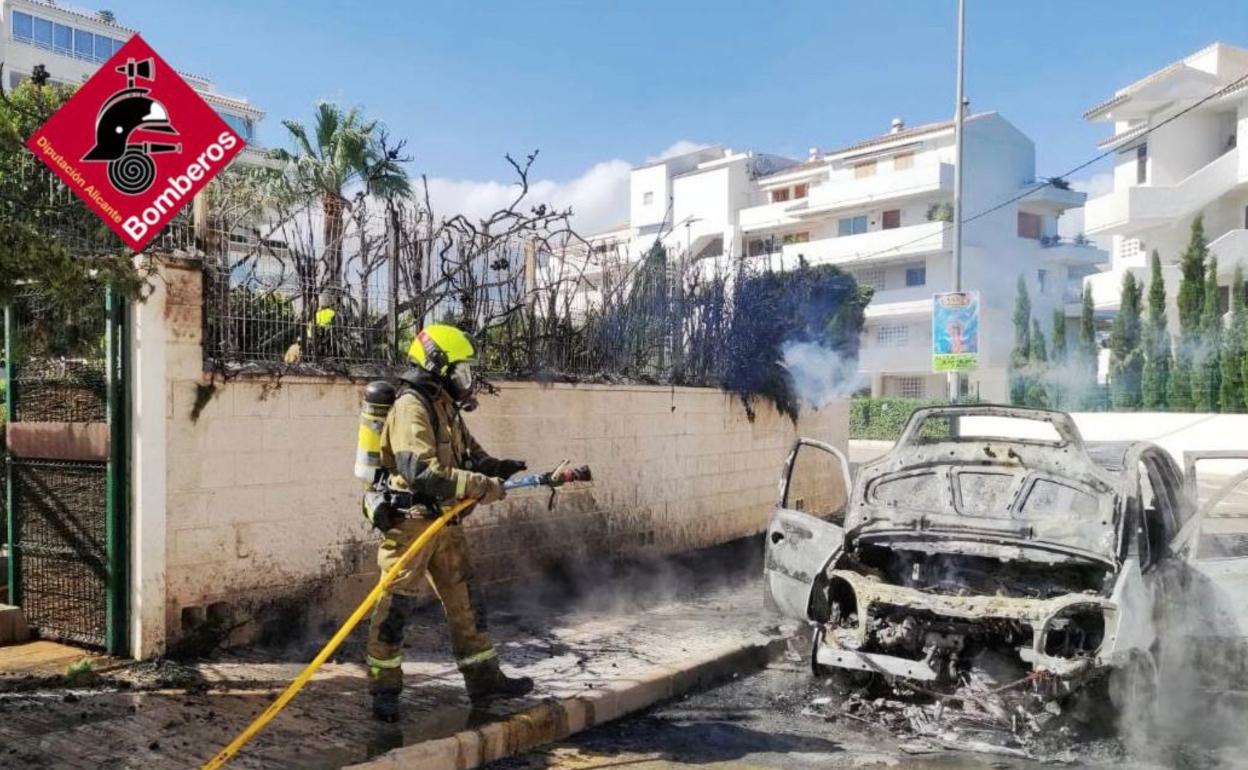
[850,397,946,441]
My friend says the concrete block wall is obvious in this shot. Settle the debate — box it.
[130,258,848,655]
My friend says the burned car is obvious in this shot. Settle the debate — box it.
[764,405,1248,716]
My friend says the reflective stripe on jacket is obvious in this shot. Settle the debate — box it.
[379,388,495,502]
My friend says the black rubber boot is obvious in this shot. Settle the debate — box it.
[371,688,401,722]
[463,660,534,704]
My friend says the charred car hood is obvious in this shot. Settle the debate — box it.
[847,435,1126,565]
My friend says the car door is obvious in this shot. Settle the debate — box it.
[763,438,852,621]
[1170,452,1248,681]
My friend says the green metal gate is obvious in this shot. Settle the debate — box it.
[3,288,127,654]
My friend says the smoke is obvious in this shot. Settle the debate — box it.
[1014,357,1105,410]
[1112,557,1248,767]
[780,340,863,409]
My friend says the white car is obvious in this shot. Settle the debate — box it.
[764,405,1248,710]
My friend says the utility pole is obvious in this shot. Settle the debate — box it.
[947,0,967,404]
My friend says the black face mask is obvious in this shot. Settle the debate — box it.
[445,363,476,410]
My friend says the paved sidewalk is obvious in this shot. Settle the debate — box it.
[847,439,892,468]
[0,541,788,770]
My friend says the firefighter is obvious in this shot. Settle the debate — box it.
[364,324,532,722]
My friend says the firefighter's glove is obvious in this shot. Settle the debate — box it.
[495,459,527,480]
[477,476,506,505]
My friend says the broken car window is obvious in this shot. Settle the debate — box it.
[783,442,848,521]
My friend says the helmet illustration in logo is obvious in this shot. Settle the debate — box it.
[81,57,182,195]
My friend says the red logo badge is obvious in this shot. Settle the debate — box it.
[25,34,246,252]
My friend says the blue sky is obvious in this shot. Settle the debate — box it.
[110,0,1248,230]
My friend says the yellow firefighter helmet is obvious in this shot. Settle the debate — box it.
[408,324,476,376]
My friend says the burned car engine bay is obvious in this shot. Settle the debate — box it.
[761,406,1248,760]
[810,542,1119,727]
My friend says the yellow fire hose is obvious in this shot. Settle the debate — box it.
[201,498,473,770]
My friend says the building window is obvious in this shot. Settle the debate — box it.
[782,231,810,245]
[94,33,112,60]
[642,191,654,205]
[1117,238,1143,262]
[11,9,124,62]
[1017,211,1042,240]
[33,16,53,47]
[894,152,914,170]
[748,239,777,257]
[219,112,254,141]
[838,215,868,236]
[882,209,901,230]
[854,160,877,178]
[1136,144,1148,184]
[74,28,94,58]
[889,376,926,399]
[772,187,791,203]
[877,324,910,347]
[905,265,926,287]
[11,11,33,41]
[793,183,809,199]
[855,268,886,291]
[1219,281,1248,314]
[53,22,71,53]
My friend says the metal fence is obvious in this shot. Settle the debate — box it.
[3,290,115,648]
[189,171,757,384]
[200,245,742,384]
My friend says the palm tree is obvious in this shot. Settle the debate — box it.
[271,103,409,298]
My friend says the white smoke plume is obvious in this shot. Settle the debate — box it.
[780,341,863,409]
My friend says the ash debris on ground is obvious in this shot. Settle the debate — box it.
[794,657,1248,769]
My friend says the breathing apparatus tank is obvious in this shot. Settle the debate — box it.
[354,380,396,483]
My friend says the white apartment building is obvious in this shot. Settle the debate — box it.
[1,0,263,150]
[1083,42,1248,332]
[618,114,1100,401]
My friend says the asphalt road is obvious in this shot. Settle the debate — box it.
[491,660,1248,770]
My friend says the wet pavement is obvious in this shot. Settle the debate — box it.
[0,538,779,770]
[492,662,1248,770]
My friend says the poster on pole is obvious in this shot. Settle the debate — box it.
[932,291,980,372]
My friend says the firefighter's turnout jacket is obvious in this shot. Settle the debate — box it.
[378,369,503,504]
[365,369,503,691]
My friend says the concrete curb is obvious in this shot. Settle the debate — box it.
[343,636,788,770]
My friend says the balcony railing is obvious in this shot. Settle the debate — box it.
[738,197,807,232]
[805,162,954,213]
[1084,147,1239,235]
[1040,234,1092,248]
[869,285,944,305]
[782,220,950,266]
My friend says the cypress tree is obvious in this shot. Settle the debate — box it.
[1141,250,1171,409]
[1170,217,1209,410]
[1110,272,1144,408]
[1009,275,1032,405]
[1177,216,1208,331]
[1025,318,1049,407]
[1192,256,1222,411]
[1051,310,1067,408]
[1078,284,1100,408]
[1221,265,1247,412]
